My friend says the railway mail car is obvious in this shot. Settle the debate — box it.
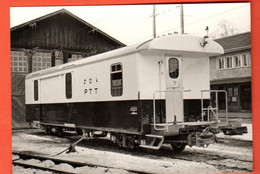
[25,35,224,151]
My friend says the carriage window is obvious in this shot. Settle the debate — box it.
[169,58,179,79]
[34,80,38,101]
[66,73,72,99]
[111,63,123,96]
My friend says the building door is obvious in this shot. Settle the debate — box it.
[240,84,251,110]
[165,56,183,123]
[216,86,226,110]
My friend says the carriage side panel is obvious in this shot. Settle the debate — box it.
[26,53,143,134]
[182,56,210,99]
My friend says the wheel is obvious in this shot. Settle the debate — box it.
[76,128,83,135]
[55,127,63,137]
[170,142,186,153]
[45,126,52,135]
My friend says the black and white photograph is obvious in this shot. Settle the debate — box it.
[10,3,252,173]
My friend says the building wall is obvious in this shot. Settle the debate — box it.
[11,73,30,128]
[11,12,125,73]
[209,49,251,112]
[210,49,251,81]
[211,83,251,112]
[11,11,125,128]
[11,13,120,53]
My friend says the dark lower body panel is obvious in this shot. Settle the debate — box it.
[26,99,205,135]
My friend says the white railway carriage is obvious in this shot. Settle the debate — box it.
[26,35,224,151]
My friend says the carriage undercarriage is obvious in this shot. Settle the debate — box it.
[31,89,247,153]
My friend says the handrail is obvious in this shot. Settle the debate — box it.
[206,106,219,127]
[153,91,168,131]
[153,90,191,131]
[201,90,228,124]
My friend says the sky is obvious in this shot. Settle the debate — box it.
[10,3,250,45]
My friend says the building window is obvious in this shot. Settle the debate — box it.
[234,87,239,96]
[234,56,241,68]
[111,63,123,96]
[240,84,251,110]
[65,73,72,99]
[227,86,239,103]
[226,57,232,69]
[242,54,250,66]
[32,52,52,72]
[217,54,250,70]
[218,58,225,69]
[68,54,83,62]
[34,80,38,101]
[169,58,179,78]
[228,88,233,97]
[11,51,28,72]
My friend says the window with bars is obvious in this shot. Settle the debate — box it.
[32,52,52,72]
[11,51,28,72]
[111,63,123,96]
[11,51,52,73]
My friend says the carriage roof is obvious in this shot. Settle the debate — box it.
[25,35,223,80]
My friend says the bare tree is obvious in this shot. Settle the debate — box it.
[210,20,239,39]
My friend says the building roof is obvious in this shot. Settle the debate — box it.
[11,8,126,47]
[214,32,251,53]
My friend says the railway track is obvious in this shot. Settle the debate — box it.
[13,151,89,174]
[12,151,144,174]
[12,129,253,173]
[74,138,253,173]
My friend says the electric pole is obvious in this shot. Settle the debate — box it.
[153,5,156,38]
[180,4,184,34]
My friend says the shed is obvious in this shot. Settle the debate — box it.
[11,8,125,128]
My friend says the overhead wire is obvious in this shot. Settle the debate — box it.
[126,3,250,45]
[68,4,250,45]
[92,11,119,25]
[183,4,249,28]
[156,3,250,36]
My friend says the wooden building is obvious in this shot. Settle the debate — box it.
[209,32,251,112]
[11,9,125,128]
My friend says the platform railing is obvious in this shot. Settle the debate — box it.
[152,90,190,131]
[201,90,228,125]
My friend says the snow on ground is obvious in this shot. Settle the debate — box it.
[12,126,253,174]
[186,143,252,162]
[12,130,223,174]
[56,146,222,174]
[12,165,53,174]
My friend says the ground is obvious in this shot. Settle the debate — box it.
[12,123,253,174]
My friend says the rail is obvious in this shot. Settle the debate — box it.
[153,90,191,131]
[13,151,148,174]
[201,90,228,124]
